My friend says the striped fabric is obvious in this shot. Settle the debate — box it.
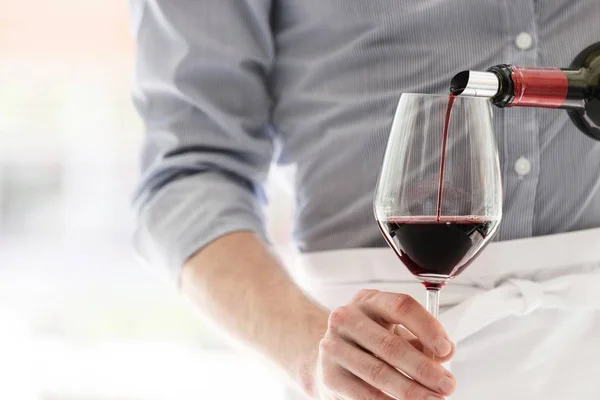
[131,0,600,280]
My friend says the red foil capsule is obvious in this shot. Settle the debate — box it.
[509,67,568,108]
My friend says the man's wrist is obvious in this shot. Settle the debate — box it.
[293,312,328,398]
[295,337,320,397]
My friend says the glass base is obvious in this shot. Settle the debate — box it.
[417,274,450,289]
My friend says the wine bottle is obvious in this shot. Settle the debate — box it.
[450,42,600,140]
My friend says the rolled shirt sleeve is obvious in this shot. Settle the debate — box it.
[130,0,275,280]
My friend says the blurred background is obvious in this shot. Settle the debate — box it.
[0,2,295,399]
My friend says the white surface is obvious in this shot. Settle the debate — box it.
[0,333,286,400]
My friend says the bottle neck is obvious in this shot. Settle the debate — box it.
[488,65,591,109]
[449,41,600,140]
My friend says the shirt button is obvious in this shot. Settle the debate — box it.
[515,32,533,50]
[515,157,532,176]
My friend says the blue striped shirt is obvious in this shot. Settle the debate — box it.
[131,0,600,280]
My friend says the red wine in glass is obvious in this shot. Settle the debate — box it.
[376,216,499,289]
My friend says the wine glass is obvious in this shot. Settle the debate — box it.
[373,93,502,336]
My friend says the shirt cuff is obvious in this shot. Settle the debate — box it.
[133,171,268,283]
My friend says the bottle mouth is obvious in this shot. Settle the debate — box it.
[450,71,500,98]
[449,71,470,96]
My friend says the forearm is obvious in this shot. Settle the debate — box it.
[180,231,328,397]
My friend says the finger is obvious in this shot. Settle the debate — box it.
[330,372,396,400]
[395,325,425,352]
[326,336,447,400]
[319,355,393,400]
[395,325,455,363]
[353,290,453,358]
[336,314,455,396]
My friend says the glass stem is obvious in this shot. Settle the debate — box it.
[425,288,441,360]
[426,288,440,319]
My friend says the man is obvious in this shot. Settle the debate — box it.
[131,1,600,399]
